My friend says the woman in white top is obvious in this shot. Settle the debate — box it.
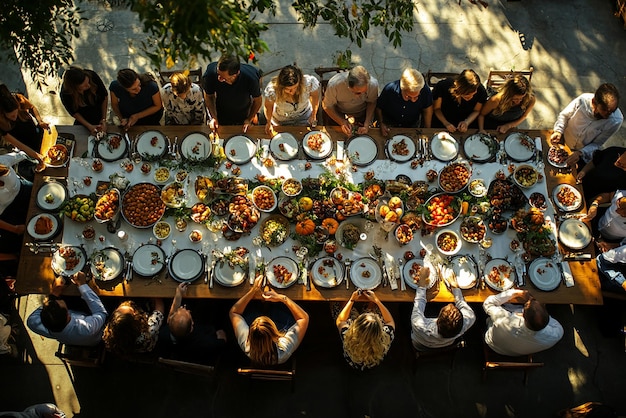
[264,65,320,134]
[161,72,206,125]
[230,276,309,366]
[0,152,32,253]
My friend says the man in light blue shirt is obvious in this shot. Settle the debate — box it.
[27,272,107,346]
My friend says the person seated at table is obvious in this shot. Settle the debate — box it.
[550,83,623,167]
[410,266,475,350]
[576,147,626,204]
[203,54,262,132]
[483,289,563,356]
[161,72,206,125]
[0,153,35,254]
[27,273,107,347]
[584,189,626,243]
[61,66,109,135]
[478,75,535,134]
[432,69,488,133]
[322,65,378,136]
[335,289,395,370]
[230,277,309,367]
[263,65,320,134]
[0,84,49,151]
[109,68,163,128]
[376,68,433,137]
[0,403,66,417]
[103,298,165,358]
[160,283,226,364]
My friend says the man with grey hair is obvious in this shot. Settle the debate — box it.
[322,65,378,135]
[376,68,433,136]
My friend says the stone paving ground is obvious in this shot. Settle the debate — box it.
[1,0,626,417]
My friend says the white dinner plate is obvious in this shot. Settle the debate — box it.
[224,135,257,164]
[90,248,124,281]
[51,246,86,277]
[214,260,246,287]
[270,132,299,160]
[36,181,67,211]
[558,218,592,250]
[430,132,459,161]
[180,132,211,161]
[547,145,569,168]
[450,255,479,289]
[386,135,415,162]
[266,256,299,289]
[483,259,515,292]
[302,131,332,159]
[136,130,167,158]
[311,257,344,288]
[463,133,497,162]
[528,257,561,291]
[132,244,166,276]
[350,257,382,290]
[402,258,438,290]
[504,132,535,162]
[168,249,204,282]
[96,133,128,161]
[27,214,60,241]
[346,135,377,166]
[552,184,582,212]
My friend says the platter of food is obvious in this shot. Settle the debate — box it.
[302,130,332,159]
[51,246,86,277]
[61,195,95,223]
[460,216,486,243]
[463,133,498,163]
[335,220,364,250]
[483,259,515,291]
[350,257,382,290]
[331,187,364,217]
[90,248,124,282]
[168,249,205,283]
[430,132,459,162]
[251,185,277,213]
[259,215,290,247]
[422,193,461,227]
[36,181,67,211]
[136,130,167,158]
[504,132,536,162]
[161,182,187,208]
[385,135,415,162]
[44,144,70,168]
[132,244,166,277]
[266,256,299,289]
[346,135,378,166]
[513,164,539,189]
[487,178,527,211]
[403,258,438,290]
[529,192,548,210]
[552,184,582,212]
[122,183,165,228]
[469,179,488,198]
[436,230,462,256]
[180,132,211,161]
[27,213,60,241]
[311,257,344,288]
[449,255,479,289]
[558,218,592,250]
[94,188,120,223]
[547,145,569,168]
[190,203,212,224]
[270,132,299,160]
[227,195,260,233]
[96,133,128,162]
[438,161,471,193]
[224,134,257,164]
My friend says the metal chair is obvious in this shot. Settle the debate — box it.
[482,341,543,385]
[238,357,296,393]
[424,70,459,88]
[485,67,534,94]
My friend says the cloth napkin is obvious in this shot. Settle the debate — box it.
[562,261,575,287]
[385,252,399,290]
[535,137,543,152]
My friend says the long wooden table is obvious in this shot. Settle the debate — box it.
[16,125,602,305]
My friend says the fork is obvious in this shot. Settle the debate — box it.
[344,258,351,290]
[397,258,406,291]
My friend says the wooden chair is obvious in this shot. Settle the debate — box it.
[157,357,215,377]
[482,342,543,385]
[157,67,203,86]
[237,357,296,393]
[55,342,106,383]
[411,339,465,374]
[424,70,459,88]
[485,67,534,94]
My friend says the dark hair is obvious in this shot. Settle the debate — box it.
[217,55,241,75]
[451,69,482,99]
[437,303,463,338]
[273,65,304,103]
[117,69,155,89]
[103,300,149,358]
[0,84,18,114]
[595,83,620,109]
[523,298,550,331]
[62,66,97,108]
[40,297,69,332]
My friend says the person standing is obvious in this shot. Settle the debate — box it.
[376,68,433,136]
[550,83,623,167]
[203,54,262,132]
[483,289,563,356]
[110,68,163,128]
[61,66,109,135]
[27,272,107,347]
[322,65,378,136]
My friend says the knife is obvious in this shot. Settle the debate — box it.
[207,258,217,289]
[519,261,526,286]
[380,259,389,287]
[303,257,311,291]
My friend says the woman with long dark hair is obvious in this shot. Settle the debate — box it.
[109,68,163,128]
[61,66,108,134]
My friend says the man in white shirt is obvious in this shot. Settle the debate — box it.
[550,83,623,167]
[411,266,475,350]
[483,289,563,356]
[27,272,107,346]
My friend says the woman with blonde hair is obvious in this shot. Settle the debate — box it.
[230,277,309,367]
[432,69,488,132]
[161,72,206,125]
[336,290,395,370]
[479,75,535,134]
[263,65,320,134]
